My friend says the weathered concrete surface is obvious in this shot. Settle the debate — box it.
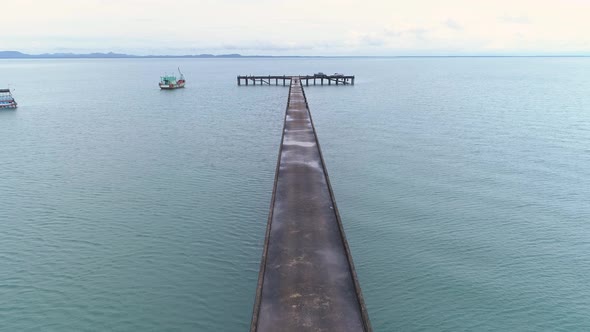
[251,79,371,332]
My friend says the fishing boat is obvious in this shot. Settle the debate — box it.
[159,68,185,89]
[0,89,17,109]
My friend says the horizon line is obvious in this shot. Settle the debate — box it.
[1,50,590,59]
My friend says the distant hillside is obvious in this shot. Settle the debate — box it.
[5,51,584,59]
[0,51,32,58]
[0,51,248,59]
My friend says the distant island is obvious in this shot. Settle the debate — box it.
[2,51,589,59]
[0,51,265,59]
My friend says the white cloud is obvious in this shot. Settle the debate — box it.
[1,0,589,55]
[443,19,463,30]
[499,15,531,24]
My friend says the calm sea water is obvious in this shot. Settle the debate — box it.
[1,58,589,331]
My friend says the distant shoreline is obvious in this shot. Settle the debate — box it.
[1,51,589,59]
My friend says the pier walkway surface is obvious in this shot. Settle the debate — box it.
[251,78,371,331]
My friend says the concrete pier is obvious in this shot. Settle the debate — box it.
[251,78,371,331]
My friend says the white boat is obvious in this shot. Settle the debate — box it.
[159,68,185,89]
[0,89,17,109]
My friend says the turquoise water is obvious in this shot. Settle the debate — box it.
[1,58,590,331]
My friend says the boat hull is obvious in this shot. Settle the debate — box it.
[0,101,17,109]
[159,82,185,89]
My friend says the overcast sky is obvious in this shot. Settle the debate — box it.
[3,0,590,55]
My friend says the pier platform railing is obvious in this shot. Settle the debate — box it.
[237,74,355,86]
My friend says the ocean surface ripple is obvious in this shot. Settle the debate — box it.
[1,57,590,331]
